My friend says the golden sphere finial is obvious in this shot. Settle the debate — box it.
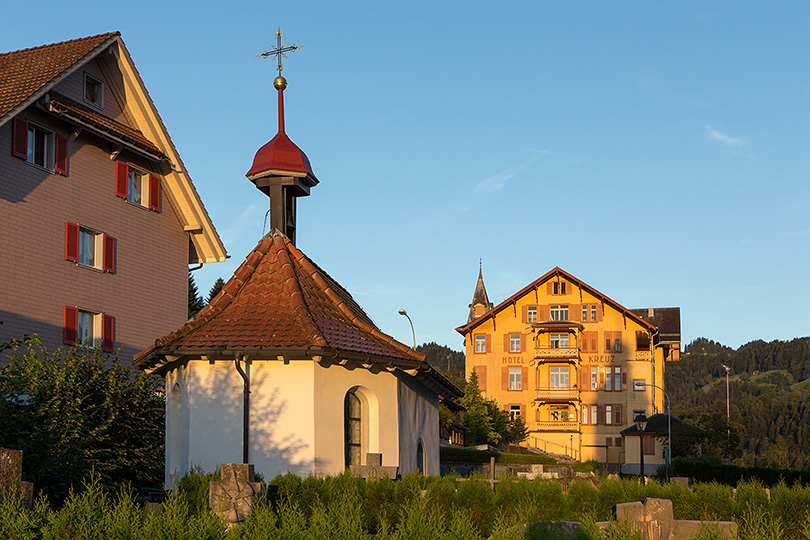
[273,76,287,90]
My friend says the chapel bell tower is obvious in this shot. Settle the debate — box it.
[245,27,318,245]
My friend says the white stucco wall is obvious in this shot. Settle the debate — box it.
[397,374,441,476]
[164,358,442,483]
[313,361,401,475]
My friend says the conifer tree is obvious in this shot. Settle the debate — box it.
[207,277,226,304]
[188,271,205,318]
[460,369,500,446]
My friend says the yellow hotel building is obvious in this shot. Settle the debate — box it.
[456,267,680,473]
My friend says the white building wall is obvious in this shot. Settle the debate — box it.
[397,374,440,476]
[313,362,400,475]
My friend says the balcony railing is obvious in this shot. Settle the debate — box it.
[535,388,580,402]
[634,350,652,361]
[533,421,580,432]
[534,347,580,361]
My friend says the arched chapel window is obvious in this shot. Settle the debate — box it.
[416,441,425,475]
[345,390,362,467]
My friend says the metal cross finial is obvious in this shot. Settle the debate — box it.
[257,26,301,73]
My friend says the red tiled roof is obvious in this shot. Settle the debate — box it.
[136,230,424,367]
[49,92,163,155]
[0,32,118,121]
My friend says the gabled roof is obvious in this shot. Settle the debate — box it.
[0,33,117,119]
[0,33,226,263]
[135,231,460,399]
[630,308,681,343]
[456,267,657,335]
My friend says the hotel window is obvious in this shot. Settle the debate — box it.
[11,118,68,175]
[474,334,486,353]
[614,367,622,391]
[63,306,114,352]
[508,367,522,390]
[550,404,568,421]
[84,73,104,108]
[581,305,588,322]
[591,305,597,322]
[509,405,522,421]
[552,281,567,295]
[605,405,613,425]
[65,222,116,273]
[527,306,537,323]
[509,333,521,353]
[549,305,568,321]
[549,333,569,349]
[591,367,598,390]
[591,406,598,425]
[115,161,161,211]
[605,368,612,391]
[549,366,569,389]
[582,405,588,424]
[605,332,622,353]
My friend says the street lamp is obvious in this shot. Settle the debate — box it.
[642,382,671,481]
[398,309,416,349]
[634,412,648,483]
[722,364,731,464]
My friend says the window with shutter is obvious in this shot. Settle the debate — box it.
[54,134,68,175]
[12,118,28,159]
[149,175,161,211]
[643,435,655,455]
[65,222,80,262]
[115,161,128,198]
[103,235,116,273]
[102,314,115,352]
[63,305,78,345]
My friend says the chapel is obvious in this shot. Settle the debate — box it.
[134,29,461,483]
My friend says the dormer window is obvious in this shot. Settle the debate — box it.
[84,73,103,108]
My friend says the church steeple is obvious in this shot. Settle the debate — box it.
[246,27,318,245]
[467,259,493,323]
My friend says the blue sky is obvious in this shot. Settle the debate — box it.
[4,2,809,351]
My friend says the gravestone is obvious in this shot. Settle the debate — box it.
[598,498,737,540]
[349,453,398,479]
[209,463,264,527]
[0,448,33,510]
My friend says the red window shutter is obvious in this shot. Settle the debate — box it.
[101,314,115,352]
[115,161,128,198]
[63,305,78,345]
[520,334,525,353]
[502,367,509,390]
[149,175,161,211]
[103,235,116,273]
[522,367,528,389]
[485,334,491,353]
[54,133,68,175]
[503,333,510,352]
[615,404,622,425]
[521,305,527,323]
[12,118,27,159]
[65,222,80,262]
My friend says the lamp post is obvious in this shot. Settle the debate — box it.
[642,382,671,481]
[722,364,731,464]
[398,309,416,349]
[634,412,648,483]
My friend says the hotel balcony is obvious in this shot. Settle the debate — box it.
[534,346,580,362]
[634,350,652,361]
[533,421,580,432]
[535,388,580,402]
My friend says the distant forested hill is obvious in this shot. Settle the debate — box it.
[417,342,465,388]
[666,337,810,470]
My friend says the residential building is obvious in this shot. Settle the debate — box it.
[456,267,680,473]
[0,33,226,361]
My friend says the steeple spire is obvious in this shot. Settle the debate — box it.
[246,26,318,245]
[468,259,493,323]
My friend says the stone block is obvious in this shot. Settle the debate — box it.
[209,463,264,527]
